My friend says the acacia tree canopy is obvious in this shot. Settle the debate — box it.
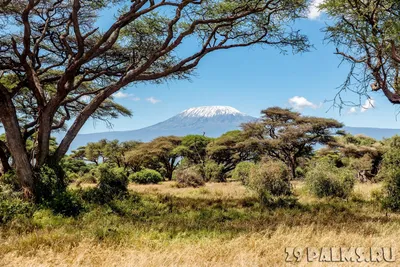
[0,0,310,197]
[242,107,343,178]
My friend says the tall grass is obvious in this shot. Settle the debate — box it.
[1,181,399,266]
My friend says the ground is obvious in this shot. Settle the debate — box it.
[0,181,399,266]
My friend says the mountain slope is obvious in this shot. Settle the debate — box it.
[69,106,256,151]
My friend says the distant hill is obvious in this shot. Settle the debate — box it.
[344,126,400,140]
[68,106,257,151]
[65,106,400,152]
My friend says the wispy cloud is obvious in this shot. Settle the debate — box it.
[146,97,161,104]
[113,91,140,101]
[346,98,376,114]
[113,92,130,99]
[307,0,325,20]
[361,98,375,112]
[288,96,320,110]
[348,107,357,114]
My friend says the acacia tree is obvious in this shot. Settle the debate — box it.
[0,0,309,197]
[207,130,259,177]
[242,107,343,178]
[126,136,181,180]
[322,0,400,107]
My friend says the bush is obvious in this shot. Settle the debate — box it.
[232,161,255,185]
[0,183,35,224]
[381,170,400,211]
[175,167,205,188]
[84,166,128,204]
[0,170,21,191]
[34,165,67,204]
[78,168,98,184]
[306,161,355,199]
[47,190,84,217]
[247,161,292,205]
[203,161,225,182]
[130,169,163,184]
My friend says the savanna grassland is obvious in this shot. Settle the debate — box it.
[1,181,399,267]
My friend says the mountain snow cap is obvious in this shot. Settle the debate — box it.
[180,106,245,118]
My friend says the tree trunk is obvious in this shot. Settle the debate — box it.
[0,93,34,198]
[0,146,11,175]
[288,157,297,180]
[53,83,124,163]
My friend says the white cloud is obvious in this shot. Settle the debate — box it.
[113,92,130,98]
[146,97,161,104]
[361,98,375,112]
[288,96,319,110]
[113,91,141,101]
[348,107,357,114]
[308,0,325,20]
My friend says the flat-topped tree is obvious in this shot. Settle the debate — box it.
[242,107,343,179]
[322,0,400,107]
[0,0,309,197]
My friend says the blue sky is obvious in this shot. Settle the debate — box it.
[80,3,400,134]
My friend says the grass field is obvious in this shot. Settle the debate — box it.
[1,181,399,266]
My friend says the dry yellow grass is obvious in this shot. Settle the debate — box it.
[128,181,251,199]
[1,181,399,267]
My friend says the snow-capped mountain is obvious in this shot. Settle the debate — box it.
[68,106,257,151]
[66,105,400,152]
[179,106,244,117]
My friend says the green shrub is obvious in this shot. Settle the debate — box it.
[306,161,355,199]
[175,167,205,188]
[130,169,163,184]
[84,166,128,204]
[34,165,67,203]
[381,170,400,211]
[47,190,84,217]
[232,161,255,185]
[247,161,292,205]
[377,143,400,182]
[0,170,21,191]
[78,169,98,184]
[0,183,35,224]
[203,161,225,182]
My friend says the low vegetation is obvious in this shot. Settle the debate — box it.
[2,107,400,265]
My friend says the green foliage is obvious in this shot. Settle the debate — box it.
[377,136,400,181]
[381,170,400,212]
[247,161,292,205]
[242,107,343,178]
[232,161,255,185]
[0,183,35,224]
[207,130,257,177]
[34,165,67,204]
[177,135,212,165]
[130,169,163,184]
[47,190,84,217]
[175,167,205,188]
[306,161,355,199]
[0,170,20,191]
[203,161,225,182]
[83,166,128,204]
